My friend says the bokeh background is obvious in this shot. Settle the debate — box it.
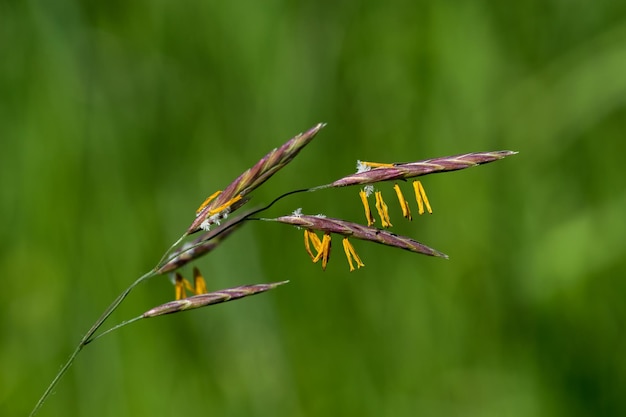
[2,0,626,416]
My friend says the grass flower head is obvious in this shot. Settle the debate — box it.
[31,123,517,417]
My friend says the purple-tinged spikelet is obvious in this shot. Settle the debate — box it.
[157,216,246,274]
[188,123,325,233]
[276,214,448,259]
[330,151,517,188]
[143,281,289,318]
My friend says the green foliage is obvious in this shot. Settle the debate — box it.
[2,0,626,416]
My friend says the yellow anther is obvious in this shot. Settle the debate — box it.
[304,230,314,259]
[362,161,395,168]
[304,229,323,260]
[310,231,323,252]
[207,194,243,216]
[321,234,331,270]
[413,181,433,214]
[359,189,375,226]
[196,190,222,214]
[193,267,208,295]
[175,268,209,300]
[311,233,332,270]
[174,273,191,300]
[393,184,412,221]
[342,238,364,271]
[374,191,393,228]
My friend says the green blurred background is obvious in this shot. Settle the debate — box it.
[2,0,626,416]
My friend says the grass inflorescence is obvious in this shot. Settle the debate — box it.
[30,123,516,416]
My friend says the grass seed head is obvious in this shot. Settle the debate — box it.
[276,213,448,270]
[188,123,325,233]
[330,151,517,188]
[142,281,289,318]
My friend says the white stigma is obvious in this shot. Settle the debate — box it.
[201,220,212,231]
[356,160,371,173]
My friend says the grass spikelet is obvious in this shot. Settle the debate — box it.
[157,214,246,274]
[329,151,518,188]
[143,281,289,317]
[273,213,448,270]
[188,123,326,233]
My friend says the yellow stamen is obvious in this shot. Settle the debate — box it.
[321,234,331,270]
[342,238,364,271]
[374,191,393,228]
[312,233,332,270]
[310,231,323,252]
[175,273,188,300]
[362,161,395,168]
[304,229,323,260]
[196,190,222,214]
[359,189,375,226]
[193,267,208,295]
[304,230,314,259]
[208,194,243,216]
[393,184,412,221]
[413,181,433,214]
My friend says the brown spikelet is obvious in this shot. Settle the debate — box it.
[276,214,448,259]
[331,151,517,187]
[142,281,289,318]
[188,123,326,233]
[157,214,247,274]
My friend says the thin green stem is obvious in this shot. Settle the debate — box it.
[155,232,188,268]
[31,185,329,416]
[155,188,318,270]
[29,269,156,417]
[85,316,143,345]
